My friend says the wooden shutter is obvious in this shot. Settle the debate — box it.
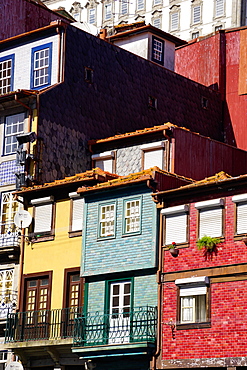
[71,198,84,232]
[165,213,187,245]
[34,204,53,233]
[199,207,222,238]
[144,149,163,169]
[236,202,247,234]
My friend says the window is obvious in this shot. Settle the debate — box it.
[31,43,52,89]
[215,25,222,31]
[31,196,54,237]
[141,141,166,170]
[153,17,161,29]
[148,96,157,110]
[195,198,224,239]
[137,0,144,11]
[0,191,21,247]
[176,276,210,326]
[0,269,15,318]
[152,37,164,65]
[99,203,116,238]
[120,0,128,15]
[0,54,14,95]
[92,151,115,173]
[192,31,199,39]
[123,198,141,235]
[89,8,96,24]
[232,193,247,235]
[105,3,112,20]
[162,205,189,246]
[4,112,25,155]
[170,12,179,31]
[192,5,201,24]
[154,0,162,5]
[109,280,131,344]
[69,192,84,235]
[215,0,224,17]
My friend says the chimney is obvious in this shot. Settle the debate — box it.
[99,28,107,40]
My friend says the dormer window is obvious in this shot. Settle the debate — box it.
[151,36,164,65]
[92,151,115,173]
[141,141,166,170]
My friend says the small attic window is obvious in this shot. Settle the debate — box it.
[85,67,93,83]
[151,36,164,66]
[148,96,157,110]
[201,97,208,109]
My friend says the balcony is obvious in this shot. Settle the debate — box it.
[0,222,21,252]
[5,307,83,343]
[73,306,157,347]
[0,292,18,321]
[5,306,157,347]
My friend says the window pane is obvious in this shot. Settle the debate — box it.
[0,57,12,95]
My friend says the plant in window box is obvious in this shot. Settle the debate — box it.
[167,242,179,257]
[196,236,220,253]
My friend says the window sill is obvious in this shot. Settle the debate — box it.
[122,231,141,238]
[29,234,55,243]
[176,321,211,330]
[234,234,247,242]
[68,231,82,238]
[163,242,189,250]
[97,235,116,241]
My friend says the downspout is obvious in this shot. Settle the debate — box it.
[56,25,66,83]
[151,208,163,370]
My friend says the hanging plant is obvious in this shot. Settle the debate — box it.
[167,242,179,257]
[197,236,220,252]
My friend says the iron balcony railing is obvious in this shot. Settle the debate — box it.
[0,291,18,320]
[0,222,21,248]
[74,306,157,347]
[5,306,83,342]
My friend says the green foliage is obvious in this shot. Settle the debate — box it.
[196,236,220,251]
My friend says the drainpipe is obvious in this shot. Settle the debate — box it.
[56,25,66,83]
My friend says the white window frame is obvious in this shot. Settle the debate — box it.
[31,196,54,235]
[92,151,115,173]
[232,193,247,235]
[69,192,84,233]
[195,198,224,239]
[4,112,25,155]
[176,276,209,324]
[153,38,163,61]
[192,5,201,24]
[123,198,141,235]
[31,43,52,89]
[141,141,165,170]
[162,205,189,245]
[0,55,14,95]
[99,203,116,238]
[105,3,112,20]
[89,8,96,24]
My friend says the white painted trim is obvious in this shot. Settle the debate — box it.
[180,286,207,296]
[140,141,165,150]
[30,196,54,205]
[175,276,209,285]
[232,193,247,203]
[91,151,115,160]
[195,198,224,209]
[161,204,189,215]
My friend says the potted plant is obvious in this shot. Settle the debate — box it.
[196,235,220,252]
[167,242,179,257]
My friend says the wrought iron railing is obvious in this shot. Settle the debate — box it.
[5,306,83,342]
[73,306,157,347]
[0,222,20,248]
[0,291,18,320]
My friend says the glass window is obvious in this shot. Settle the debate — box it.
[0,55,14,95]
[141,141,165,170]
[192,31,199,39]
[124,199,140,234]
[121,0,128,15]
[31,43,52,89]
[153,18,161,29]
[4,112,25,155]
[105,3,112,20]
[89,8,96,24]
[137,0,144,11]
[215,0,224,17]
[171,12,179,31]
[193,5,201,24]
[153,38,163,62]
[99,203,115,237]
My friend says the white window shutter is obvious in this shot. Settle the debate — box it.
[193,6,201,23]
[95,159,113,172]
[34,204,53,233]
[199,207,222,238]
[236,202,247,235]
[216,0,224,17]
[144,149,163,169]
[180,286,207,296]
[165,213,187,245]
[72,198,84,232]
[171,12,178,30]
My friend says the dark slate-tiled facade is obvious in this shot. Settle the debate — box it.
[38,25,223,182]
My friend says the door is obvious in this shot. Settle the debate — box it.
[21,276,51,340]
[108,281,131,344]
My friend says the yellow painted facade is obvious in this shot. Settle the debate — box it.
[23,198,82,310]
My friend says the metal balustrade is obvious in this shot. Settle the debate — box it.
[73,306,157,346]
[0,222,20,248]
[5,307,83,342]
[0,292,18,320]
